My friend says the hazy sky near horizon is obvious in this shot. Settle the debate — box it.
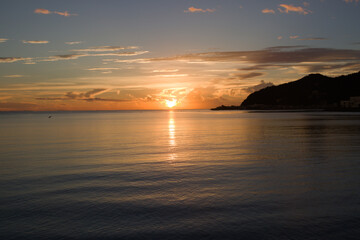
[1,0,360,110]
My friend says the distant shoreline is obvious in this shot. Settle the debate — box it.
[211,105,360,112]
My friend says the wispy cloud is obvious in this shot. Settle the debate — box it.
[87,68,119,71]
[72,46,138,52]
[65,41,82,45]
[150,46,360,65]
[3,75,24,78]
[34,8,76,17]
[54,11,74,17]
[148,46,360,76]
[1,45,148,64]
[36,88,129,102]
[0,57,32,63]
[244,81,274,93]
[153,69,179,73]
[262,9,275,14]
[185,6,216,13]
[34,8,51,15]
[155,74,188,78]
[278,4,311,15]
[41,51,148,62]
[0,38,8,43]
[231,72,264,80]
[42,54,85,62]
[344,0,359,3]
[65,88,108,99]
[23,40,49,44]
[293,62,360,73]
[298,37,327,41]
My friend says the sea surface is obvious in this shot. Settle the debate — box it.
[1,110,360,240]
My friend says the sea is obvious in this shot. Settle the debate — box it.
[1,110,360,240]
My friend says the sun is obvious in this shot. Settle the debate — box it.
[165,99,177,108]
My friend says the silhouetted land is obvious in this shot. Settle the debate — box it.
[212,71,360,111]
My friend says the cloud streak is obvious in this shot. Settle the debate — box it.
[185,6,216,13]
[36,89,130,102]
[3,75,24,78]
[73,46,138,52]
[262,9,275,14]
[0,57,32,63]
[41,51,148,62]
[0,38,8,43]
[278,4,311,15]
[150,46,360,65]
[23,40,49,44]
[231,72,264,80]
[0,45,148,64]
[34,8,76,17]
[243,81,274,93]
[298,37,327,41]
[65,41,82,45]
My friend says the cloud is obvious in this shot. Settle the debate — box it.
[54,11,74,17]
[149,46,360,76]
[290,36,299,39]
[262,9,275,14]
[243,81,274,93]
[65,41,82,45]
[111,58,150,63]
[34,8,51,15]
[36,89,130,102]
[294,62,360,73]
[73,46,138,52]
[42,54,85,62]
[0,57,32,63]
[0,38,8,43]
[150,46,360,65]
[298,37,327,41]
[34,8,76,16]
[155,74,188,78]
[87,67,119,71]
[65,89,108,99]
[344,0,359,3]
[1,45,148,64]
[3,75,24,78]
[23,40,49,44]
[147,87,224,109]
[185,6,216,13]
[153,69,179,73]
[231,72,264,80]
[278,4,311,15]
[42,51,148,62]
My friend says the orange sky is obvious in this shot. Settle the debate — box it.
[1,0,360,111]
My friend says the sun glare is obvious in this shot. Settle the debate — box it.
[165,99,177,108]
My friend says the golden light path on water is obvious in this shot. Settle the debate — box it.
[168,111,177,162]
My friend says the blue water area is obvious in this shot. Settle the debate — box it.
[1,110,360,240]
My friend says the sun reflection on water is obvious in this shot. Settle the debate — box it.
[168,111,177,162]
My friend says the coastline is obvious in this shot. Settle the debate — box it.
[211,105,360,112]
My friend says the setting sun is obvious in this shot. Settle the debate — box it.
[165,99,177,108]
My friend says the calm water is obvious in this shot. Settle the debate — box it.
[1,110,360,240]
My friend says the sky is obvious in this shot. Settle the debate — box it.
[1,0,360,111]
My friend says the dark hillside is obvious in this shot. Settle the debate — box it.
[240,71,360,109]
